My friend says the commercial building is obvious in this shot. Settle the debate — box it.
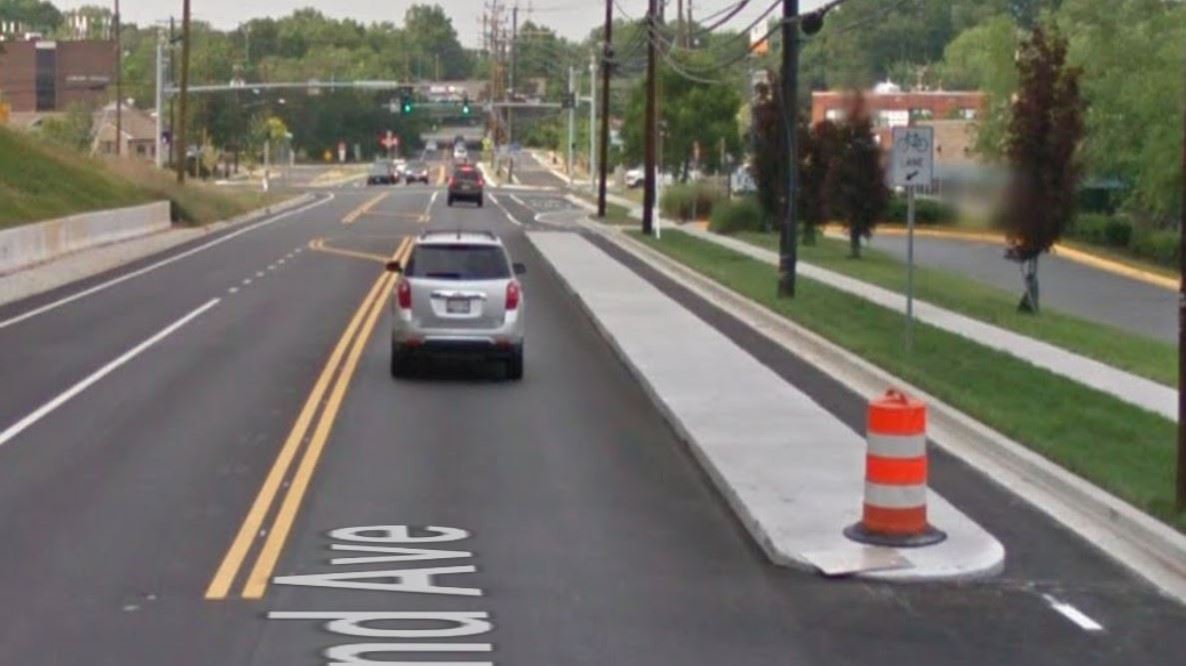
[810,81,986,129]
[0,39,116,113]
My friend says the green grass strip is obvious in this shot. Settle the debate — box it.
[637,230,1183,532]
[734,231,1177,388]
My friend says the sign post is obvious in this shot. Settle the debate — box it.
[891,126,934,351]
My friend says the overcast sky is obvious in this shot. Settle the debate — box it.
[51,1,828,48]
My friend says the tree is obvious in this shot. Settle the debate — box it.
[749,80,783,231]
[938,15,1018,160]
[38,103,93,151]
[403,5,469,80]
[824,96,888,258]
[0,0,63,32]
[799,120,840,245]
[621,52,742,180]
[999,27,1084,313]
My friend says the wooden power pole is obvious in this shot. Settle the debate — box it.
[114,0,122,156]
[597,0,613,217]
[175,0,191,183]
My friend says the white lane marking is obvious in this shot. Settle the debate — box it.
[278,259,286,265]
[508,194,527,208]
[490,195,522,227]
[255,271,265,278]
[0,299,221,449]
[487,193,499,206]
[0,195,333,331]
[228,287,239,294]
[1043,595,1104,632]
[243,279,253,285]
[429,190,439,210]
[267,265,276,271]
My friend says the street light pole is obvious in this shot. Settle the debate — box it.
[642,0,657,235]
[154,31,164,168]
[778,0,800,298]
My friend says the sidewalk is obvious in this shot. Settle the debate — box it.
[529,230,1004,581]
[677,225,1178,423]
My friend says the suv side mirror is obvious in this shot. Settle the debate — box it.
[385,260,403,273]
[513,262,527,276]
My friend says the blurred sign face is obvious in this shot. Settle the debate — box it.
[0,102,10,124]
[891,127,934,188]
[750,26,769,56]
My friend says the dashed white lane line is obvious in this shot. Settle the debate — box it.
[0,298,221,449]
[228,287,239,294]
[267,265,277,271]
[1043,595,1104,632]
[255,271,265,278]
[0,195,333,332]
[491,195,522,226]
[243,279,253,286]
[508,194,527,208]
[278,259,286,265]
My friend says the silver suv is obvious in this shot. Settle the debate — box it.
[386,231,526,380]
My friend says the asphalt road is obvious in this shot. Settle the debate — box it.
[866,234,1178,343]
[0,169,1183,664]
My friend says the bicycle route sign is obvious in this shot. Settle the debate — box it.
[891,126,934,188]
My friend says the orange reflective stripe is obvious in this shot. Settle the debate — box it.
[868,396,926,435]
[866,455,927,486]
[862,504,927,534]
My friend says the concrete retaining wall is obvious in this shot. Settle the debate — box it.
[0,201,171,275]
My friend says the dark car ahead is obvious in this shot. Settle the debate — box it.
[404,161,430,185]
[366,160,395,185]
[446,165,484,207]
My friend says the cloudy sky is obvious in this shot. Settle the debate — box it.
[52,1,828,47]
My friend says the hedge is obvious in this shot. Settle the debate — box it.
[660,182,724,222]
[709,197,767,235]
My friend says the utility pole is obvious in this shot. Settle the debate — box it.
[176,0,191,184]
[154,30,164,168]
[509,3,518,151]
[114,0,122,156]
[589,55,597,192]
[567,65,575,186]
[642,0,657,235]
[677,0,684,48]
[596,0,613,217]
[1177,39,1186,511]
[778,0,800,297]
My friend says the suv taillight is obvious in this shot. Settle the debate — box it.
[396,278,412,310]
[505,280,521,311]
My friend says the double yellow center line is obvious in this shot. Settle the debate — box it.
[205,237,412,601]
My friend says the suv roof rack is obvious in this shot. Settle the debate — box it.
[418,230,498,241]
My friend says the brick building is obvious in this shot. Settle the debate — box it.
[810,83,986,129]
[0,39,116,113]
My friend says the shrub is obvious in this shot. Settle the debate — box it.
[660,181,724,221]
[709,197,766,235]
[882,193,958,226]
[1129,228,1180,268]
[1069,213,1133,248]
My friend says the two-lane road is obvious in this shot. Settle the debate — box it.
[0,180,1183,664]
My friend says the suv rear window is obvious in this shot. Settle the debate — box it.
[406,245,510,280]
[453,169,481,182]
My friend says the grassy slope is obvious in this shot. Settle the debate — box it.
[735,231,1177,388]
[638,230,1182,532]
[0,126,278,230]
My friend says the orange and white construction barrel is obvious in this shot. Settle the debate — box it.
[844,390,946,547]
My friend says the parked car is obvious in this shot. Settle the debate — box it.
[625,167,644,189]
[367,159,395,185]
[404,161,430,185]
[446,164,484,207]
[386,231,527,380]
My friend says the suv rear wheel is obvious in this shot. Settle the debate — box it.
[505,346,524,381]
[390,342,412,379]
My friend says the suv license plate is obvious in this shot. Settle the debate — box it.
[446,298,470,314]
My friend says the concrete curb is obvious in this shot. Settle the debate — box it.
[528,229,1004,583]
[588,222,1186,604]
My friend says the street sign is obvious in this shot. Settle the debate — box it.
[891,126,933,188]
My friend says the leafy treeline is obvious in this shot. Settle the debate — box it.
[797,0,1184,223]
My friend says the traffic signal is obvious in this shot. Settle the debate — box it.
[401,95,413,114]
[461,95,471,115]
